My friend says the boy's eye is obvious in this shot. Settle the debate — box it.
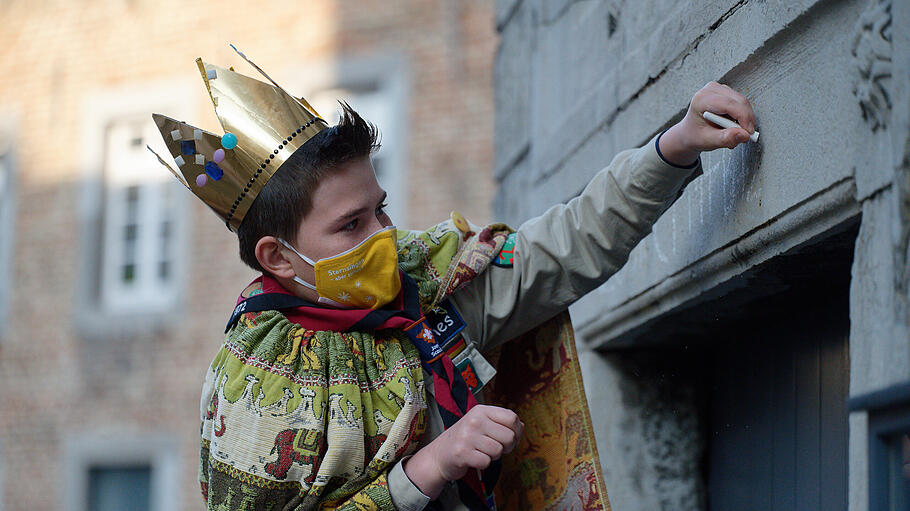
[341,219,358,232]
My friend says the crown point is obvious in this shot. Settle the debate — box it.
[196,174,208,187]
[221,132,238,150]
[213,148,225,163]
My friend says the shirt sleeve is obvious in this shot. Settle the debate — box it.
[388,457,432,511]
[449,131,703,351]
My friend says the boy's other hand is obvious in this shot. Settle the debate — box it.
[402,404,523,499]
[658,81,757,167]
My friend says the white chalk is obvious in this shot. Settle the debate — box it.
[702,111,759,142]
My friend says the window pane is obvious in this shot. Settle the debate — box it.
[87,466,151,511]
[158,182,173,283]
[100,117,183,312]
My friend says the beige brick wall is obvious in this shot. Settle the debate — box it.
[0,1,495,508]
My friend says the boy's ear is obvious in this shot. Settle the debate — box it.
[255,236,296,278]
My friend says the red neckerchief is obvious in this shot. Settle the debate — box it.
[228,272,419,333]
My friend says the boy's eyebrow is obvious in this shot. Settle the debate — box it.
[335,192,388,223]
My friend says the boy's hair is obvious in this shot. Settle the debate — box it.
[236,101,380,273]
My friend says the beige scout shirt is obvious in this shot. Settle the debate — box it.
[387,131,703,511]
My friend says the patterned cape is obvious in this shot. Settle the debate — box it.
[199,215,610,510]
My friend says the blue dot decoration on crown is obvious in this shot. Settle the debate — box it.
[205,161,224,181]
[180,140,196,156]
[221,132,238,150]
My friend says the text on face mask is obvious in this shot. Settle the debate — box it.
[327,259,365,278]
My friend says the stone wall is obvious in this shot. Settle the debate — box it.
[494,0,909,509]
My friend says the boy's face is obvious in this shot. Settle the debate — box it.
[285,155,392,293]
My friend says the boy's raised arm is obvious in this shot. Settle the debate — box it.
[450,82,756,351]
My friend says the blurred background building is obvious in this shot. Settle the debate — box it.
[0,1,496,509]
[493,0,909,510]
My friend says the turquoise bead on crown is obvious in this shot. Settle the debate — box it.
[221,132,238,150]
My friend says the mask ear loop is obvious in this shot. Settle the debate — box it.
[277,238,318,291]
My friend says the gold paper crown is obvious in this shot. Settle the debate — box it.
[148,45,329,231]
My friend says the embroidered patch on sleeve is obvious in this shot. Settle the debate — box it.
[456,357,481,393]
[425,299,466,348]
[493,232,517,267]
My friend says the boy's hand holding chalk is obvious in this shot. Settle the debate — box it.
[657,81,758,167]
[703,111,759,142]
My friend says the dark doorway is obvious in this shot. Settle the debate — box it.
[705,276,849,509]
[596,217,858,510]
[702,220,856,510]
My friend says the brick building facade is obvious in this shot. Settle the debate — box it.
[0,1,496,509]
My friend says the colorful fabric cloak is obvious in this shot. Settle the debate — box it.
[199,217,610,510]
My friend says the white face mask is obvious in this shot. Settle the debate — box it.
[278,226,402,309]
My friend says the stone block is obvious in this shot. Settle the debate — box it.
[850,187,910,397]
[495,0,533,179]
[493,150,533,226]
[577,343,705,511]
[570,0,865,336]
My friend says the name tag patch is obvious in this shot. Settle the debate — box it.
[424,299,466,348]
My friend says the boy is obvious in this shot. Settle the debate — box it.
[151,49,755,511]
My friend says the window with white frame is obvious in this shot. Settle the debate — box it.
[87,464,152,511]
[63,434,178,511]
[99,116,183,314]
[309,79,407,225]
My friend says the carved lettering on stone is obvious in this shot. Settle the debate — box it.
[852,0,892,131]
